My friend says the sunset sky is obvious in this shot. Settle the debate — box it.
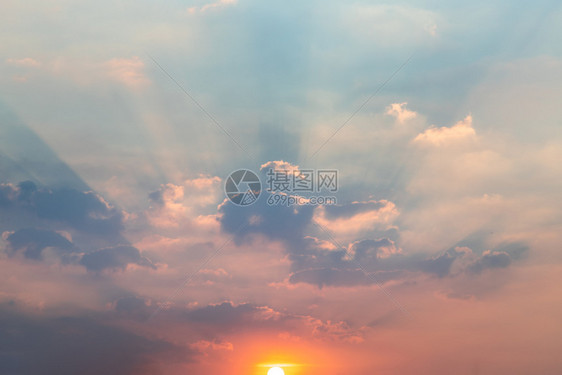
[1,0,562,374]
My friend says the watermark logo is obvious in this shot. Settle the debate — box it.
[224,169,261,206]
[265,168,338,206]
[224,168,338,207]
[266,169,338,193]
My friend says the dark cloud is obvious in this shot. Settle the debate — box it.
[219,165,525,288]
[219,192,315,247]
[148,189,163,205]
[0,304,187,375]
[80,245,156,272]
[0,181,123,236]
[3,228,154,272]
[468,251,512,274]
[289,268,369,288]
[288,245,521,288]
[177,301,363,343]
[419,250,460,278]
[493,241,528,260]
[33,185,123,236]
[5,227,77,260]
[0,183,18,207]
[187,302,264,327]
[114,296,152,319]
[288,236,347,270]
[351,238,394,262]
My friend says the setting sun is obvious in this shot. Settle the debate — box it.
[267,367,285,375]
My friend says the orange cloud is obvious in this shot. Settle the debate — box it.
[386,102,417,123]
[413,115,475,145]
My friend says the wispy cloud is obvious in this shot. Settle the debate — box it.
[188,0,237,14]
[5,57,41,67]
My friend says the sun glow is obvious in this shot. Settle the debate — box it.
[267,367,285,375]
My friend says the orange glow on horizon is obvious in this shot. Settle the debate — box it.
[223,333,329,375]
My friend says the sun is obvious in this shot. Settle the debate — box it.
[267,367,285,375]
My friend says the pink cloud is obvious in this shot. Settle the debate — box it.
[313,200,399,240]
[145,176,221,229]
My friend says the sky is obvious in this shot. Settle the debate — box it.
[1,0,562,374]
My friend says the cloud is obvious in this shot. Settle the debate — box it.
[0,303,187,375]
[5,58,41,67]
[2,227,155,272]
[103,56,149,87]
[218,161,522,289]
[0,181,124,237]
[186,301,281,329]
[289,268,369,288]
[5,228,77,260]
[386,102,417,123]
[114,296,152,319]
[287,242,522,288]
[149,176,221,211]
[147,183,188,228]
[468,250,512,274]
[419,249,462,277]
[413,115,476,146]
[80,245,156,272]
[144,177,222,235]
[191,339,234,352]
[349,238,400,260]
[31,56,151,90]
[219,180,315,248]
[188,0,237,14]
[313,200,399,239]
[35,186,124,236]
[177,301,364,344]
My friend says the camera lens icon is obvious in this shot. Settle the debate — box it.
[225,169,261,206]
